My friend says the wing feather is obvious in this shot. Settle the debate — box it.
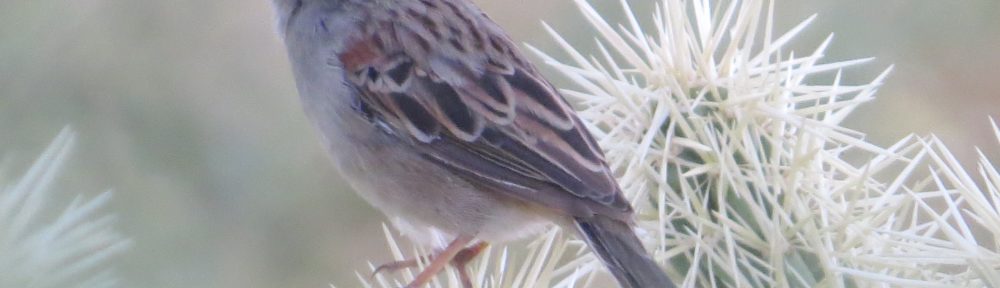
[338,0,632,218]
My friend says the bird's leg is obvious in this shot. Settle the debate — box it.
[402,235,475,288]
[371,258,425,278]
[451,242,489,288]
[371,238,489,288]
[371,240,489,278]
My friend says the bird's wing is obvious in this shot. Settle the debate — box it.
[337,0,631,218]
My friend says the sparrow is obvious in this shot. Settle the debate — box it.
[270,0,674,287]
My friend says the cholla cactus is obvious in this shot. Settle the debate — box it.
[359,0,1000,287]
[0,129,131,288]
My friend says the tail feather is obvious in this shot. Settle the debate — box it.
[574,215,674,288]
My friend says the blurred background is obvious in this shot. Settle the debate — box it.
[1,0,997,287]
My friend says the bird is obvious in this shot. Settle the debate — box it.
[270,0,674,287]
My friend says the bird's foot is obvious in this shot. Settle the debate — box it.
[371,237,488,288]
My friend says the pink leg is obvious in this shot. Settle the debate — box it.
[370,237,489,288]
[451,242,489,288]
[403,235,475,288]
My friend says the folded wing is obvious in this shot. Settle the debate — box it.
[337,0,632,219]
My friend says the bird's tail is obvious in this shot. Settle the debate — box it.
[574,215,675,288]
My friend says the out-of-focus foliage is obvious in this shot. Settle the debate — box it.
[0,129,131,288]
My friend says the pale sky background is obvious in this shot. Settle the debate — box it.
[1,0,997,287]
